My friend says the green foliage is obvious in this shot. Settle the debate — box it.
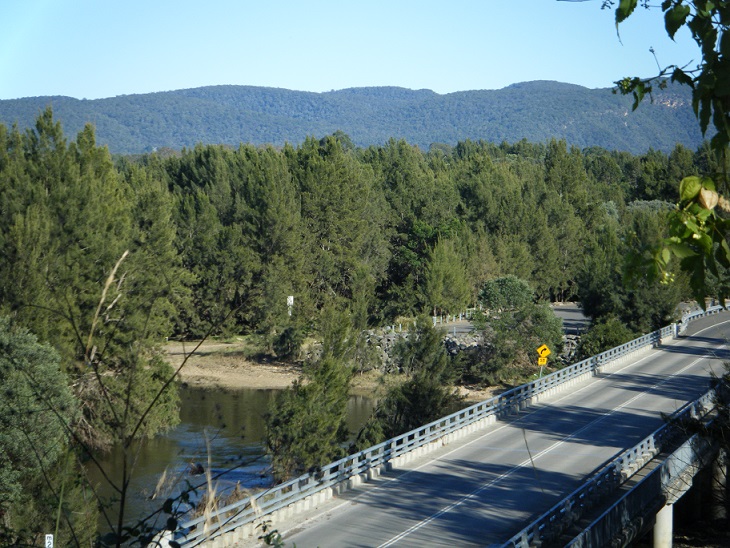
[649,175,730,304]
[580,204,687,333]
[265,306,355,482]
[3,107,707,346]
[608,0,730,304]
[612,0,730,151]
[265,357,351,482]
[478,276,533,312]
[272,325,304,360]
[295,136,391,310]
[467,302,563,386]
[424,237,471,315]
[0,317,97,545]
[355,317,461,446]
[0,317,75,505]
[75,351,180,450]
[0,111,190,547]
[576,316,636,361]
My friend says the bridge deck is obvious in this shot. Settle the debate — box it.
[235,313,730,548]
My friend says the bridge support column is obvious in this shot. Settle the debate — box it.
[653,503,673,548]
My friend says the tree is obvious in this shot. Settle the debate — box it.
[354,316,461,446]
[294,136,390,310]
[576,316,636,361]
[633,148,671,202]
[478,275,533,312]
[0,317,97,547]
[0,112,192,546]
[470,274,563,386]
[423,237,471,316]
[471,302,564,386]
[264,305,354,482]
[606,0,730,304]
[368,139,461,318]
[458,226,500,304]
[236,145,307,342]
[579,203,688,332]
[264,356,351,482]
[168,154,256,338]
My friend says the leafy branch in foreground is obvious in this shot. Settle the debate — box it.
[647,176,730,303]
[604,0,730,304]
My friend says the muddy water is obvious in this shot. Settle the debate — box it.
[90,386,376,531]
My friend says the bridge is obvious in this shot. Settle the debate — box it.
[165,307,729,547]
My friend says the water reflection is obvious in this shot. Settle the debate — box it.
[89,385,376,530]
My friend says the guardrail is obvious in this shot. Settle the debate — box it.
[170,305,725,547]
[565,428,718,548]
[501,388,718,547]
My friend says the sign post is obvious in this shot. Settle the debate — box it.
[536,344,551,377]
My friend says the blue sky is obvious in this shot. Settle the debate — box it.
[0,0,701,100]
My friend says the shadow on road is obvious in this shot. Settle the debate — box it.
[333,460,579,546]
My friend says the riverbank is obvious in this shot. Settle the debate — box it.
[167,340,302,390]
[166,340,496,403]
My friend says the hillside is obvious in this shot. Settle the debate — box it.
[0,81,704,154]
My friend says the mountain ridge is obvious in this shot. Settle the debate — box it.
[0,81,704,154]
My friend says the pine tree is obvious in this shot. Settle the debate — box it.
[424,237,471,316]
[357,317,461,444]
[236,145,308,341]
[265,305,354,481]
[294,136,390,309]
[0,317,97,546]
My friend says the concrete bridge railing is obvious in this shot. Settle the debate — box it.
[168,306,725,547]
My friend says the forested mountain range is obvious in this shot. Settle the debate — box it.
[0,81,704,154]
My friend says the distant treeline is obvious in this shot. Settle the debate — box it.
[0,109,703,360]
[0,81,705,154]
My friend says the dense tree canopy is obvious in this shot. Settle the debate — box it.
[1,109,704,346]
[0,108,709,538]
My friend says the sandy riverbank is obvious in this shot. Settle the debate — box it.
[166,341,302,390]
[166,340,496,402]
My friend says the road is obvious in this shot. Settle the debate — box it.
[254,312,730,547]
[440,303,588,336]
[552,303,590,335]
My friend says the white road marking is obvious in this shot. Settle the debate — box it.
[281,318,730,545]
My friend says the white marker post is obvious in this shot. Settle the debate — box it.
[287,295,294,317]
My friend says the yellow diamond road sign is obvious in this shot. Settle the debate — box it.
[536,344,551,358]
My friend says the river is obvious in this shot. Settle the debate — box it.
[89,385,377,533]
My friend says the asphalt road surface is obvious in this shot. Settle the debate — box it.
[439,303,588,336]
[248,312,730,548]
[551,303,590,335]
